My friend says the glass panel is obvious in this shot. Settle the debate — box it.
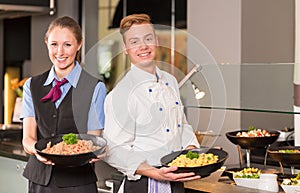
[179,63,299,114]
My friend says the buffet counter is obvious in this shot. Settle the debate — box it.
[0,128,288,193]
[184,177,284,193]
[0,124,28,161]
[0,139,28,161]
[0,125,28,193]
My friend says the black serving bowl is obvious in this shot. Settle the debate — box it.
[226,130,280,150]
[160,148,228,178]
[267,146,300,166]
[35,134,107,167]
[277,173,298,183]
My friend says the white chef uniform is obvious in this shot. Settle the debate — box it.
[103,65,199,193]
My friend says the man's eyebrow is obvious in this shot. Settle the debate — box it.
[128,33,154,40]
[144,33,154,37]
[128,37,139,41]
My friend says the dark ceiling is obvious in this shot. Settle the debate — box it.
[110,0,187,29]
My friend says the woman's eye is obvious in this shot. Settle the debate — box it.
[65,43,72,47]
[50,43,57,46]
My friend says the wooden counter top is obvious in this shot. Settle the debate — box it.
[184,177,284,193]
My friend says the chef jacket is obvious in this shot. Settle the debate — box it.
[103,65,199,180]
[20,61,106,131]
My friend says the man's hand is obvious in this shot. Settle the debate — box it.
[136,162,201,182]
[158,166,201,182]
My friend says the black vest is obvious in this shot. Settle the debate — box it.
[23,69,100,187]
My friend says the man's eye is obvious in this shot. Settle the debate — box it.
[146,37,153,41]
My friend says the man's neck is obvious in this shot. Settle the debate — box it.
[133,62,156,75]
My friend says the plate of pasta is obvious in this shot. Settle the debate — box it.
[160,148,228,178]
[35,133,107,167]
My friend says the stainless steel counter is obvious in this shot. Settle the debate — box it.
[0,124,27,161]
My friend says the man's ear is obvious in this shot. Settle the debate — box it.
[123,43,128,55]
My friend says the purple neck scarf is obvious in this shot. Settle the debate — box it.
[41,78,68,103]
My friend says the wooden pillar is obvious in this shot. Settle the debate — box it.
[294,0,300,145]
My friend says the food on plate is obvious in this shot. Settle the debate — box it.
[282,172,300,186]
[277,149,300,153]
[62,133,78,144]
[236,126,271,137]
[167,150,219,167]
[42,133,101,155]
[234,167,261,179]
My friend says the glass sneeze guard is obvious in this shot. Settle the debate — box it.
[180,63,297,114]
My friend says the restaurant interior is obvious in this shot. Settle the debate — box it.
[0,0,299,192]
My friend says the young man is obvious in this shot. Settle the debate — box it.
[103,14,200,193]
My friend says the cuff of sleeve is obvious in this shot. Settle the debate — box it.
[185,137,200,149]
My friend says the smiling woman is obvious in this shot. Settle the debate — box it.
[21,16,107,193]
[44,18,83,79]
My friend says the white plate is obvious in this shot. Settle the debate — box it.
[233,177,259,189]
[234,174,279,192]
[281,185,300,193]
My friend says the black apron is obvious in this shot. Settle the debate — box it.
[120,176,185,193]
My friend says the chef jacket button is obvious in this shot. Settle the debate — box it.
[149,88,152,92]
[165,82,169,86]
[51,133,55,137]
[52,114,57,118]
[159,107,163,111]
[175,101,179,105]
[166,128,170,132]
[181,146,184,149]
[178,124,181,127]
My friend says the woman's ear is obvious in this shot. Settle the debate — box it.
[78,39,83,51]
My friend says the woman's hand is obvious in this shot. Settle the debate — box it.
[35,154,55,165]
[89,146,108,163]
[32,148,55,165]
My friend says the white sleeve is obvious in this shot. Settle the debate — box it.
[181,114,200,148]
[103,90,146,180]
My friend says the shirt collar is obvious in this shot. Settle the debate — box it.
[130,64,163,82]
[43,61,82,88]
